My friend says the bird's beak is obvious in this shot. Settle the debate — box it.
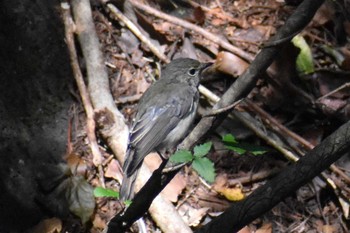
[200,62,214,76]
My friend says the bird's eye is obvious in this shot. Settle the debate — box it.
[188,68,197,76]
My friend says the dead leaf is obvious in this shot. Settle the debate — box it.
[161,173,187,202]
[256,223,272,233]
[65,153,87,176]
[64,175,95,224]
[178,203,209,227]
[322,224,337,233]
[216,51,249,77]
[28,218,62,233]
[92,214,107,229]
[105,159,123,182]
[213,174,245,201]
[238,226,252,233]
[144,153,186,202]
[220,186,245,201]
[312,2,335,26]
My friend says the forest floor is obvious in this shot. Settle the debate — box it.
[36,0,350,232]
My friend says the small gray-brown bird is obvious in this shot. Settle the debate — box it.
[120,58,212,201]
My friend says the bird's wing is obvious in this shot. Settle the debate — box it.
[123,86,197,176]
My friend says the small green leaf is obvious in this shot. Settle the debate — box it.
[192,157,215,183]
[225,144,247,155]
[238,143,268,155]
[124,200,132,207]
[223,133,268,155]
[222,134,238,144]
[169,150,193,163]
[292,35,314,75]
[94,187,119,198]
[193,142,212,157]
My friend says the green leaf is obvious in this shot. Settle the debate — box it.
[222,134,238,144]
[237,143,268,155]
[94,187,119,198]
[193,142,212,157]
[292,35,314,75]
[223,133,268,155]
[224,144,247,155]
[124,200,132,207]
[169,150,193,163]
[192,157,215,183]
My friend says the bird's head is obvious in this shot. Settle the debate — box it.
[161,58,213,87]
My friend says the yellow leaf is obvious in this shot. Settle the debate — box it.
[220,187,245,201]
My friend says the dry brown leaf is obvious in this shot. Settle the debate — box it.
[238,226,252,233]
[256,223,272,233]
[322,224,337,233]
[65,153,87,176]
[213,174,245,201]
[216,51,249,77]
[29,218,62,233]
[178,203,209,227]
[92,214,107,229]
[105,159,123,182]
[162,173,187,202]
[144,153,186,202]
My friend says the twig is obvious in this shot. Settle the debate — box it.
[202,100,242,117]
[70,0,129,165]
[128,0,254,62]
[317,82,350,101]
[244,99,315,150]
[233,111,300,162]
[244,99,350,185]
[106,3,170,63]
[228,167,281,186]
[61,2,105,187]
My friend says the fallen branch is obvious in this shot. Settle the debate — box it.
[61,2,105,186]
[70,0,129,166]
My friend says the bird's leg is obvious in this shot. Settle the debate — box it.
[156,150,168,162]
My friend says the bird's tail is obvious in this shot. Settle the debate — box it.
[120,167,140,201]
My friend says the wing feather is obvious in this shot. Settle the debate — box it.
[123,85,196,175]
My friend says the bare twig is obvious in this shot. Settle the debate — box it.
[128,0,254,62]
[202,100,242,117]
[317,82,350,101]
[244,99,350,185]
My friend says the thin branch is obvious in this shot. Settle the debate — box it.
[61,2,105,186]
[128,0,254,62]
[244,98,350,185]
[71,0,129,169]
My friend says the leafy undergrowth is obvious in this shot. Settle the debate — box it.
[32,0,350,232]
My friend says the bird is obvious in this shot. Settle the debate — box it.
[120,58,212,201]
